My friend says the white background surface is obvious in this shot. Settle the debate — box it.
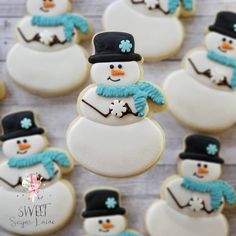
[0,0,236,235]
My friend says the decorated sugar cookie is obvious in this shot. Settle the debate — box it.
[146,134,236,236]
[66,32,166,178]
[103,0,196,61]
[7,0,92,96]
[0,111,75,235]
[82,188,141,236]
[163,11,236,132]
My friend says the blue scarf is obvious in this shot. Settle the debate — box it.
[32,13,89,42]
[182,177,236,211]
[116,232,138,236]
[96,82,165,117]
[207,50,236,88]
[8,150,70,178]
[169,0,193,13]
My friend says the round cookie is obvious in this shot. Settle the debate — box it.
[82,188,142,236]
[103,0,196,61]
[7,0,92,96]
[146,134,236,236]
[163,11,236,132]
[66,32,167,178]
[0,111,75,235]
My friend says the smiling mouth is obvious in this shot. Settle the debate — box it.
[17,150,28,155]
[99,229,110,233]
[193,172,204,179]
[40,7,49,12]
[218,46,227,53]
[107,76,121,82]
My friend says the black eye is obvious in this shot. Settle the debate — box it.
[17,140,21,144]
[197,163,201,167]
[118,64,122,69]
[106,219,110,223]
[222,38,226,42]
[23,139,27,143]
[110,65,114,69]
[98,220,103,224]
[229,40,233,44]
[204,164,208,168]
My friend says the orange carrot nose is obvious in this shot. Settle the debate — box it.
[111,69,125,76]
[221,42,234,50]
[102,223,114,229]
[198,167,209,175]
[19,143,31,151]
[43,0,56,9]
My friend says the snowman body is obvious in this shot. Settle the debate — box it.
[103,0,184,61]
[0,111,75,235]
[164,27,236,132]
[67,32,166,177]
[7,0,90,96]
[67,87,165,177]
[0,161,74,235]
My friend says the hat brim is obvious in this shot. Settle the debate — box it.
[89,53,142,64]
[0,128,45,141]
[179,152,224,164]
[82,208,126,218]
[209,26,236,39]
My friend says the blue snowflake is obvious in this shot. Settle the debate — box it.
[234,24,236,32]
[119,40,133,53]
[206,144,218,156]
[105,197,117,209]
[20,118,32,129]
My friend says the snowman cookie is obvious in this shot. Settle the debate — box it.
[82,188,141,236]
[103,0,196,61]
[66,32,166,178]
[7,0,92,96]
[163,11,236,132]
[146,134,236,236]
[0,111,75,235]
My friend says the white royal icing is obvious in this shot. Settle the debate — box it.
[7,1,90,96]
[103,0,185,61]
[163,31,236,132]
[67,60,165,177]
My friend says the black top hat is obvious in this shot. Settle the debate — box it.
[179,134,224,164]
[82,189,126,218]
[209,11,236,39]
[89,32,142,64]
[0,111,45,141]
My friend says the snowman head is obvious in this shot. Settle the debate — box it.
[205,32,236,58]
[90,61,141,86]
[2,134,48,158]
[82,189,127,236]
[84,215,127,236]
[206,11,236,58]
[0,111,47,158]
[178,159,222,182]
[178,134,224,182]
[89,32,143,85]
[27,0,70,16]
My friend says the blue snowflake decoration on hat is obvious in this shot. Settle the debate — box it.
[20,118,32,130]
[105,197,117,209]
[234,24,236,32]
[206,144,218,156]
[119,40,133,53]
